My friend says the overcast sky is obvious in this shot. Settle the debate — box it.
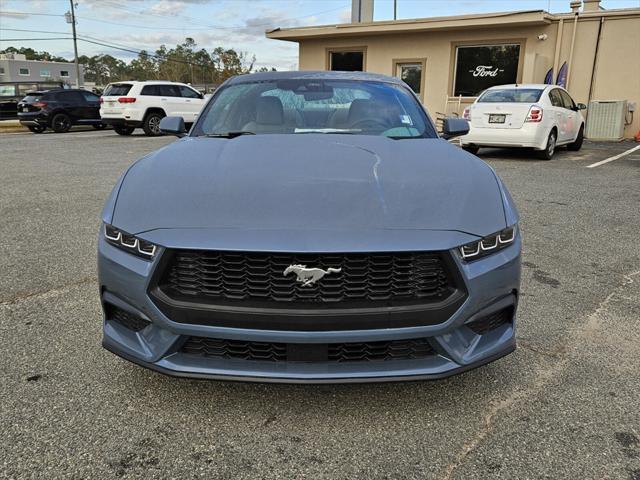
[1,0,639,70]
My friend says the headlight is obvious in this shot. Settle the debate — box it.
[459,225,517,261]
[103,224,157,259]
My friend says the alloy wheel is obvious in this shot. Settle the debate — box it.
[148,116,161,134]
[53,115,70,132]
[547,133,556,157]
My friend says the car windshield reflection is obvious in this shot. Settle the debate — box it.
[194,79,435,139]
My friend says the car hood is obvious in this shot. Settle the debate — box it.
[112,134,506,239]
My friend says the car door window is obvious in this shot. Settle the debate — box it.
[559,90,576,110]
[141,85,161,96]
[549,89,563,108]
[179,86,201,98]
[159,85,181,97]
[81,91,99,102]
[57,91,85,103]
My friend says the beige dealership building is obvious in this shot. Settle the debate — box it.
[267,0,640,139]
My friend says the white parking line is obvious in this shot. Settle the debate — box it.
[586,145,640,168]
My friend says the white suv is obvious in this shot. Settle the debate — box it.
[100,81,206,136]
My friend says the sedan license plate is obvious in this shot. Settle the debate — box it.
[488,114,506,124]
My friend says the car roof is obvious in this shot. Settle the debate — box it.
[225,70,406,86]
[26,88,64,95]
[485,84,558,90]
[108,80,192,86]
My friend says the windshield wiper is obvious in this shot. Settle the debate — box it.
[205,131,255,138]
[294,128,358,135]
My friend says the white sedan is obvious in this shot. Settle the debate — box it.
[460,84,586,159]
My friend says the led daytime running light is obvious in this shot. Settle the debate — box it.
[460,226,517,260]
[104,224,156,258]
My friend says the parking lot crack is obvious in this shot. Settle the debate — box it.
[0,276,96,306]
[440,269,640,480]
[516,340,566,358]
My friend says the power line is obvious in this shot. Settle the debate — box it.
[0,11,64,17]
[0,28,72,35]
[74,15,214,31]
[0,35,219,68]
[0,28,234,65]
[0,37,72,41]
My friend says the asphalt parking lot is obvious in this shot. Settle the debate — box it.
[1,129,639,479]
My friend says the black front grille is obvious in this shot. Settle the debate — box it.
[181,336,435,363]
[159,250,457,307]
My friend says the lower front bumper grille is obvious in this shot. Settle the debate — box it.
[106,303,150,332]
[181,336,436,363]
[467,307,513,335]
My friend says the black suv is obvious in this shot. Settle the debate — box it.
[17,89,106,133]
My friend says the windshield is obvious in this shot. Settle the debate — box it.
[21,95,43,103]
[192,79,436,139]
[478,88,543,103]
[104,83,132,96]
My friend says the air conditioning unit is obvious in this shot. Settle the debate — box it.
[585,100,627,141]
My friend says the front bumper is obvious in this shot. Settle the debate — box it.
[98,234,521,383]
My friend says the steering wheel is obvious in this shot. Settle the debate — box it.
[349,118,388,131]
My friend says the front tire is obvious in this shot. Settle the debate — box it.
[142,112,164,136]
[51,113,71,133]
[114,126,135,136]
[537,130,557,160]
[566,125,584,151]
[28,125,46,133]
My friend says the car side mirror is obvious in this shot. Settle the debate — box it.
[576,103,587,110]
[442,117,470,140]
[159,116,187,137]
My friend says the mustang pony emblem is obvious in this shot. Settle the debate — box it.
[283,264,342,287]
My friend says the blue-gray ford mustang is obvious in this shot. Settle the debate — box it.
[98,71,521,383]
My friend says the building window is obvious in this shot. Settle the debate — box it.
[395,62,423,95]
[40,69,51,77]
[0,67,5,75]
[19,67,30,76]
[329,50,364,71]
[60,70,69,77]
[0,85,15,96]
[453,44,521,97]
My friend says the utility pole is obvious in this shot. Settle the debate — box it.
[393,0,397,20]
[67,0,81,88]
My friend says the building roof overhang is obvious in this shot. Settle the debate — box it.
[266,8,640,42]
[266,10,554,42]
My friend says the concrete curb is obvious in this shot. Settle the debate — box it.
[0,120,28,133]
